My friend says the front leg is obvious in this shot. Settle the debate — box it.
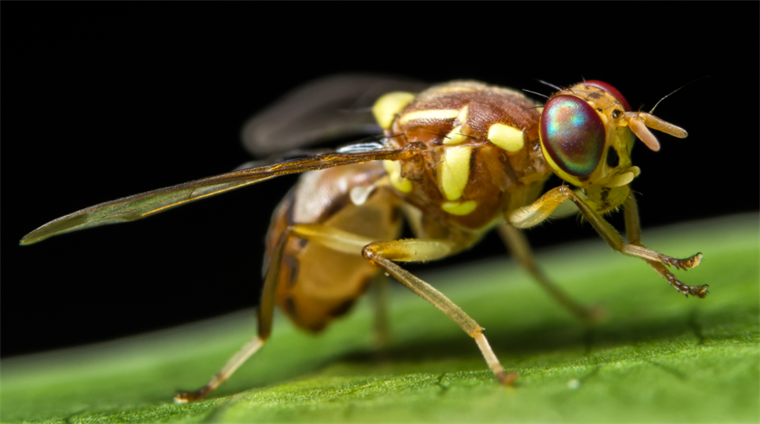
[508,186,707,298]
[623,195,708,298]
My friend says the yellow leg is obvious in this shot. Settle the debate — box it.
[288,223,394,348]
[497,222,603,321]
[372,277,391,349]
[174,225,290,402]
[362,240,517,384]
[259,224,517,385]
[508,186,707,298]
[623,195,708,297]
[184,222,518,395]
[174,336,266,403]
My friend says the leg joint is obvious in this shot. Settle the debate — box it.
[361,243,378,262]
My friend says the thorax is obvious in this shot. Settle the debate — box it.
[378,81,552,234]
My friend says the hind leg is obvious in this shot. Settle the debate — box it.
[259,224,518,385]
[174,223,296,402]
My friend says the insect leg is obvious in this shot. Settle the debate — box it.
[508,186,707,297]
[173,226,288,403]
[496,222,603,321]
[372,278,391,348]
[174,336,266,403]
[623,195,709,298]
[259,223,517,384]
[362,240,517,385]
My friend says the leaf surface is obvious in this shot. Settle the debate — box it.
[2,215,758,423]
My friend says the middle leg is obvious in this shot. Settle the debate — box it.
[497,222,603,321]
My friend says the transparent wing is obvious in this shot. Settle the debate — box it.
[241,74,427,156]
[20,143,423,245]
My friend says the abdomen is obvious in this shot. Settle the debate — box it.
[265,162,402,332]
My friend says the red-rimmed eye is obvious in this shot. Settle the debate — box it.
[540,95,606,177]
[584,80,631,111]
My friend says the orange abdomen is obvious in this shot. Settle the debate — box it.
[265,162,402,332]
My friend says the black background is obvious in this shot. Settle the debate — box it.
[3,5,758,358]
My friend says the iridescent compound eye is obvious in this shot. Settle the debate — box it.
[540,95,606,178]
[584,80,631,111]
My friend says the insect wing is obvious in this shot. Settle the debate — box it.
[241,74,427,156]
[20,144,423,245]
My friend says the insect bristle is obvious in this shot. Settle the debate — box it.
[649,76,710,114]
[536,80,563,92]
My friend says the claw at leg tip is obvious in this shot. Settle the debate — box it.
[500,372,519,386]
[583,305,608,323]
[174,389,206,403]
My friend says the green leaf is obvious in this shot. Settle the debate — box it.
[3,214,758,423]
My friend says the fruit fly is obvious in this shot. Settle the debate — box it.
[21,75,707,402]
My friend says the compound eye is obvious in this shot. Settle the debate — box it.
[584,80,631,111]
[541,95,606,178]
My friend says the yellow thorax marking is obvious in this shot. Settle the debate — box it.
[440,145,472,201]
[444,125,467,145]
[431,85,477,94]
[442,200,477,215]
[442,106,470,145]
[372,92,416,130]
[383,160,412,193]
[487,123,524,152]
[455,105,468,124]
[399,109,460,125]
